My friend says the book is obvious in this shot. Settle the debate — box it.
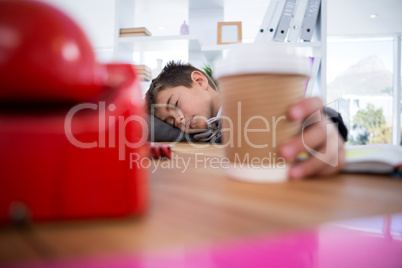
[342,144,402,175]
[119,27,151,37]
[120,27,151,34]
[255,0,286,42]
[274,0,297,42]
[287,0,309,42]
[137,74,151,82]
[120,32,151,37]
[134,65,151,81]
[300,0,321,41]
[135,65,151,72]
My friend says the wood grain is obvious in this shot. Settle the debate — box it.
[1,142,401,264]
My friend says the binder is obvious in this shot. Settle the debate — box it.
[287,0,309,42]
[300,0,321,41]
[255,0,286,42]
[274,0,297,42]
[305,56,321,97]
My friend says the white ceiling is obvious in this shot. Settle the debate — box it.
[327,0,402,36]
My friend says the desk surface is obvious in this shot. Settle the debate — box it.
[1,142,402,265]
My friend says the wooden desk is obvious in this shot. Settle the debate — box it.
[1,142,402,265]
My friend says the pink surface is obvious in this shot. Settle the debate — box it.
[5,214,402,268]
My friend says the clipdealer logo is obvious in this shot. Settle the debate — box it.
[149,101,288,149]
[301,101,340,167]
[64,100,341,169]
[64,101,148,160]
[129,152,286,173]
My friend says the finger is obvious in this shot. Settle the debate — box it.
[289,153,327,179]
[289,97,323,122]
[280,119,328,162]
[289,143,339,179]
[289,134,346,179]
[316,141,346,176]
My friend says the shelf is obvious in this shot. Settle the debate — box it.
[117,34,322,63]
[201,44,237,62]
[284,41,322,47]
[201,41,322,62]
[118,35,202,52]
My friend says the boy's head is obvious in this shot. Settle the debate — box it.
[146,61,220,133]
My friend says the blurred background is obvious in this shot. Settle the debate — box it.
[40,0,402,146]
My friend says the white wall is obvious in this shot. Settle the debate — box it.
[40,0,116,61]
[133,0,188,36]
[224,3,269,43]
[189,8,223,46]
[328,0,402,36]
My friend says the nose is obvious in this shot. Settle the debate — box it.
[174,116,184,127]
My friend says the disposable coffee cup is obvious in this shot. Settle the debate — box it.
[214,43,311,183]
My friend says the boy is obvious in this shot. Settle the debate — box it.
[146,61,347,179]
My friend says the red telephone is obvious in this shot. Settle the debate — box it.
[0,0,148,223]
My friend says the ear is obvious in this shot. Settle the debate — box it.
[191,71,208,90]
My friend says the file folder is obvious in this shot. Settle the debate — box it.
[274,0,297,42]
[256,0,286,42]
[287,0,309,42]
[300,0,321,41]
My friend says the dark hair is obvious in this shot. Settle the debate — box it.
[145,61,218,114]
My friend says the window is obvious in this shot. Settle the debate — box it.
[327,37,398,145]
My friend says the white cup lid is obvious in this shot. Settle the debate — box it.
[214,43,312,79]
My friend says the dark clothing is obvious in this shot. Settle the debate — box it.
[324,107,348,141]
[148,116,196,142]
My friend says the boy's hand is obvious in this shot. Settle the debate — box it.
[279,97,346,179]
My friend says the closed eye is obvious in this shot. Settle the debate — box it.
[175,100,178,109]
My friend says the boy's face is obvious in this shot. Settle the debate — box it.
[152,85,214,134]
